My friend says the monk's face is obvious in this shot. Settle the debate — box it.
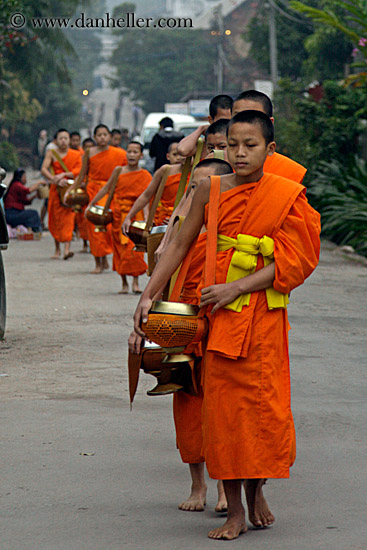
[126,143,143,165]
[111,133,122,147]
[83,140,94,151]
[227,122,275,181]
[70,135,81,150]
[166,144,184,166]
[94,128,111,147]
[232,100,275,123]
[56,131,70,151]
[206,132,227,154]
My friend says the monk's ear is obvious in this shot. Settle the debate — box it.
[207,115,213,124]
[267,141,276,156]
[166,152,170,161]
[270,117,275,124]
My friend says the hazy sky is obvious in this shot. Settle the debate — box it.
[106,0,166,16]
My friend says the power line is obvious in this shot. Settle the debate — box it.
[268,0,313,26]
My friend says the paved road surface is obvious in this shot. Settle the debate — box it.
[1,233,366,549]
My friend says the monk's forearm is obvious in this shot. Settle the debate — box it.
[127,192,151,220]
[235,262,275,295]
[177,127,203,157]
[90,183,108,206]
[142,239,192,300]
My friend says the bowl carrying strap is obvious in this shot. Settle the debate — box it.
[169,175,221,305]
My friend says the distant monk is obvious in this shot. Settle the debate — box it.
[65,124,127,273]
[88,141,151,294]
[75,138,95,253]
[121,141,185,234]
[41,128,82,260]
[70,131,83,153]
[177,94,233,159]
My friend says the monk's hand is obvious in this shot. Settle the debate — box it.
[121,217,131,236]
[200,282,241,313]
[133,295,152,338]
[128,331,144,354]
[58,178,69,188]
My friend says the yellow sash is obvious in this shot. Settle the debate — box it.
[217,233,289,312]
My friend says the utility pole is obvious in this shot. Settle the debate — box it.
[269,1,278,87]
[216,6,224,93]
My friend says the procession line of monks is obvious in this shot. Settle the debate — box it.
[41,91,321,541]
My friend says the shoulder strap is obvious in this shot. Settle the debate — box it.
[73,148,89,188]
[103,166,123,215]
[145,165,170,233]
[173,137,205,210]
[51,149,69,173]
[169,174,220,301]
[205,175,220,287]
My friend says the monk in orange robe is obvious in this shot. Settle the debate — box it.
[41,129,82,260]
[75,138,95,253]
[121,141,185,234]
[133,111,320,540]
[88,141,151,293]
[156,105,306,516]
[66,124,127,273]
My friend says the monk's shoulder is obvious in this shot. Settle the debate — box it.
[266,152,307,183]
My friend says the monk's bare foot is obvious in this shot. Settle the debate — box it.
[179,486,207,512]
[91,266,103,274]
[245,479,274,528]
[102,257,109,270]
[50,253,60,260]
[118,285,129,294]
[215,480,228,513]
[208,511,247,540]
[63,252,74,260]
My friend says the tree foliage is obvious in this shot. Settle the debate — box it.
[290,0,367,85]
[110,28,217,112]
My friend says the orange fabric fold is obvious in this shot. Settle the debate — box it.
[264,151,307,184]
[48,149,82,242]
[111,169,151,276]
[154,172,182,225]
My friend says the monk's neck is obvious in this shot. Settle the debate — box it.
[96,145,109,153]
[125,164,140,172]
[57,147,68,157]
[234,168,264,187]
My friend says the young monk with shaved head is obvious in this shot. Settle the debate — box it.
[133,110,320,540]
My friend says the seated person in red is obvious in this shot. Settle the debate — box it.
[4,169,42,232]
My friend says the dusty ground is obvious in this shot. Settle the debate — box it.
[1,230,366,549]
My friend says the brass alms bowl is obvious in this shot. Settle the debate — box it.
[127,220,147,251]
[86,204,112,232]
[64,187,89,212]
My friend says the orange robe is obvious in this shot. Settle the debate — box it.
[86,147,127,257]
[173,155,307,465]
[48,149,82,242]
[111,169,151,276]
[154,172,182,225]
[200,174,320,480]
[264,152,306,183]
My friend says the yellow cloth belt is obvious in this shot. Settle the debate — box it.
[217,233,289,312]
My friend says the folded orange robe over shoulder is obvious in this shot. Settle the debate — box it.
[264,151,307,184]
[86,147,127,257]
[48,148,82,243]
[200,174,320,480]
[111,169,151,277]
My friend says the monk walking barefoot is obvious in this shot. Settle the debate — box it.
[208,480,247,540]
[245,479,275,528]
[119,275,129,294]
[179,463,207,512]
